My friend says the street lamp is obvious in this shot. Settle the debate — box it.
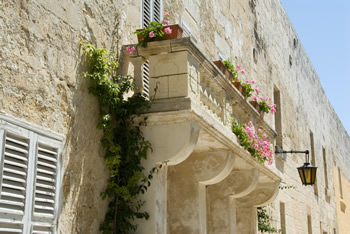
[275,149,317,186]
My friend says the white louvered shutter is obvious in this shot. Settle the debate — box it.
[31,223,54,234]
[32,143,58,219]
[0,116,63,234]
[141,0,162,98]
[0,132,29,215]
[0,220,23,233]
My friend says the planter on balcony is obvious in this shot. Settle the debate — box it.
[249,101,265,117]
[136,24,183,43]
[213,60,246,96]
[213,60,233,82]
[233,82,245,96]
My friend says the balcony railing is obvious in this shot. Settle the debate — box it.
[120,37,276,140]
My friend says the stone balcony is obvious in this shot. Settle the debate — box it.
[120,38,281,234]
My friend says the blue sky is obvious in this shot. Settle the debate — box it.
[280,0,350,135]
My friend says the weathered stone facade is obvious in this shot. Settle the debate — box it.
[1,0,349,233]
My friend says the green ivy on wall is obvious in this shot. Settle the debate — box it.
[81,42,159,234]
[257,207,279,233]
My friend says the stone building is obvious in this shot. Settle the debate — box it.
[0,0,349,233]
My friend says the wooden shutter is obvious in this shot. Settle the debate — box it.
[0,132,29,215]
[141,0,162,98]
[32,143,58,218]
[153,0,161,22]
[0,220,23,233]
[31,223,54,234]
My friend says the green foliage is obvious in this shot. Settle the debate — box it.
[135,21,166,48]
[232,119,267,164]
[257,207,279,233]
[241,82,254,97]
[259,100,271,114]
[81,42,158,233]
[223,60,255,97]
[223,60,239,82]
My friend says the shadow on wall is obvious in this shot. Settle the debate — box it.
[60,46,108,233]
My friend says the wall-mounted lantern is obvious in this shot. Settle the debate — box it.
[275,149,317,186]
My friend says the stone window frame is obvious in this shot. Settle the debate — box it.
[0,114,64,233]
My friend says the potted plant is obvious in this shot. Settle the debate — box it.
[250,91,277,115]
[232,119,273,165]
[135,12,183,48]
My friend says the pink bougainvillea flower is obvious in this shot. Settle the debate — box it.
[162,19,169,25]
[237,78,241,82]
[245,80,250,83]
[270,108,276,114]
[255,88,260,94]
[251,80,256,84]
[252,96,257,100]
[126,46,135,54]
[268,97,272,100]
[164,27,172,34]
[149,31,155,38]
[164,12,170,16]
[272,104,277,108]
[258,128,262,133]
[241,69,246,74]
[236,64,241,70]
[263,133,267,139]
[268,160,273,165]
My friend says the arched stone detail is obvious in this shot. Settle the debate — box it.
[136,119,200,234]
[234,181,280,234]
[205,168,260,234]
[167,149,234,234]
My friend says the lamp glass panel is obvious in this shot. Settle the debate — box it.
[304,168,312,184]
[298,167,306,184]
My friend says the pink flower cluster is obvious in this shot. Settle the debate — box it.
[126,46,135,54]
[148,12,172,39]
[243,121,273,165]
[251,92,277,114]
[235,64,247,82]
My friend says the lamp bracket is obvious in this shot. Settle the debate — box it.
[275,149,309,155]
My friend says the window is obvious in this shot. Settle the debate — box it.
[307,215,312,234]
[338,167,343,199]
[310,131,318,196]
[141,0,162,98]
[280,202,286,234]
[322,147,328,190]
[0,115,63,233]
[274,86,282,148]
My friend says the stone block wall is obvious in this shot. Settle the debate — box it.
[1,0,349,233]
[0,0,141,233]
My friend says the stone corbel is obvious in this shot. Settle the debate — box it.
[204,168,260,234]
[136,120,200,234]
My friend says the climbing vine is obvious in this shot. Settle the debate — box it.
[81,42,159,233]
[257,207,279,233]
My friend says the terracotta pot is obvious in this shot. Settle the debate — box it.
[233,82,245,96]
[136,24,183,43]
[213,60,233,82]
[249,101,265,116]
[249,101,260,112]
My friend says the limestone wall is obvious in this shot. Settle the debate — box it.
[0,0,141,233]
[1,0,349,233]
[163,0,350,232]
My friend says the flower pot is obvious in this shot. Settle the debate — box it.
[213,60,233,82]
[249,101,261,112]
[250,101,266,117]
[233,82,245,96]
[136,24,183,43]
